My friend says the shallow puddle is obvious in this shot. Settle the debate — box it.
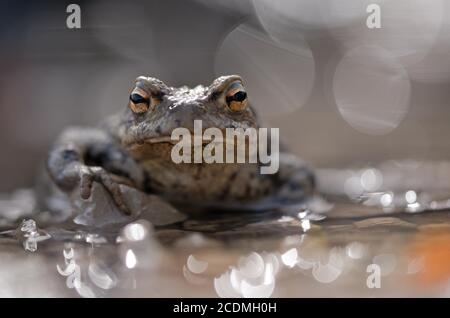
[1,161,450,297]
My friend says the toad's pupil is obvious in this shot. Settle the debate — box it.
[227,91,247,104]
[130,93,148,104]
[233,91,247,102]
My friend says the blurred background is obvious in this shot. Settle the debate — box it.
[1,0,450,192]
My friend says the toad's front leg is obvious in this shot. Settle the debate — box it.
[46,127,146,215]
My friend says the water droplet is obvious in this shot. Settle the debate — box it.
[17,219,51,252]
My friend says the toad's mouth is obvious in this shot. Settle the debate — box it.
[124,132,260,164]
[126,134,248,149]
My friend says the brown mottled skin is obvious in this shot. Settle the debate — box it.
[46,75,314,214]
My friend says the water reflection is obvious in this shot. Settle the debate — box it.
[56,244,118,298]
[311,248,344,284]
[0,204,448,297]
[214,251,279,298]
[1,160,450,297]
[346,242,366,260]
[186,255,209,274]
[125,250,137,269]
[318,160,450,214]
[118,220,161,271]
[281,248,298,268]
[183,254,209,285]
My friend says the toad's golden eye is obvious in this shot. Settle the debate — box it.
[128,87,150,114]
[225,82,248,111]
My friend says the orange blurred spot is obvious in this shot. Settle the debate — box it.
[410,232,450,284]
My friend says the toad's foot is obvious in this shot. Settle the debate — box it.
[52,162,133,215]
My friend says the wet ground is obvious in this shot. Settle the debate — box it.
[1,161,450,297]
